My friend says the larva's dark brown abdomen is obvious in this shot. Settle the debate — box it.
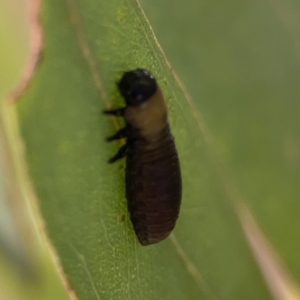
[125,125,181,246]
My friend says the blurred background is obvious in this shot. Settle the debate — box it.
[0,1,70,299]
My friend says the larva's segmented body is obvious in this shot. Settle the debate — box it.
[105,69,182,246]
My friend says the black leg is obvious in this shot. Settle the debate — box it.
[106,127,128,142]
[108,144,127,163]
[103,108,125,116]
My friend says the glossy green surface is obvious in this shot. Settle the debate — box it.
[142,0,300,284]
[13,0,300,299]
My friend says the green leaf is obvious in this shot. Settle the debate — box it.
[10,0,300,299]
[142,0,300,297]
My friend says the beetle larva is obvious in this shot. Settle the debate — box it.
[104,69,182,246]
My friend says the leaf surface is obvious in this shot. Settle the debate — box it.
[14,0,297,299]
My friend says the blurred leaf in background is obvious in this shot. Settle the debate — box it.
[0,1,72,300]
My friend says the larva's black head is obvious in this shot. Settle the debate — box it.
[118,69,157,106]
